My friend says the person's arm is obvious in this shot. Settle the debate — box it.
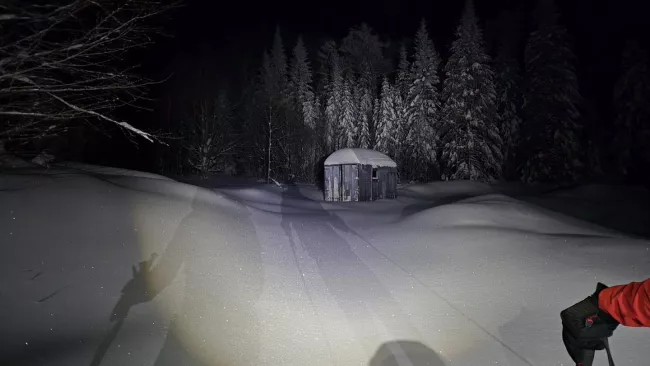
[115,220,187,309]
[598,279,650,327]
[146,226,186,296]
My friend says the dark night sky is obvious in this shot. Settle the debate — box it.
[142,0,648,96]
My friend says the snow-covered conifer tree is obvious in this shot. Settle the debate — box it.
[372,97,382,148]
[288,36,319,180]
[404,19,441,181]
[354,81,372,148]
[270,27,288,100]
[258,27,290,182]
[324,47,343,151]
[290,37,317,129]
[396,43,411,100]
[341,23,387,94]
[440,0,502,181]
[375,77,398,157]
[392,85,407,169]
[340,76,357,148]
[317,40,337,96]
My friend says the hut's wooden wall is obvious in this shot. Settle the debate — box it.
[374,167,398,200]
[358,164,372,201]
[324,164,359,201]
[324,164,397,202]
[384,168,398,198]
[389,169,398,198]
[347,164,359,201]
[323,165,337,201]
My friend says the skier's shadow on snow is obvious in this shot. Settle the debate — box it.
[369,340,446,366]
[280,185,416,349]
[95,188,263,366]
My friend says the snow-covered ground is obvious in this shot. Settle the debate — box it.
[1,165,649,366]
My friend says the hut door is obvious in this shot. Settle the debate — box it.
[387,171,397,198]
[332,172,339,201]
[350,165,359,201]
[359,164,372,201]
[327,165,342,201]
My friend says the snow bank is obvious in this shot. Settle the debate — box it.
[0,171,175,365]
[0,167,260,366]
[56,161,173,180]
[549,183,650,202]
[526,184,650,238]
[176,174,261,188]
[362,190,650,365]
[324,148,396,168]
[399,193,623,238]
[399,180,494,200]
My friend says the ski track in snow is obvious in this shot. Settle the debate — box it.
[1,168,649,366]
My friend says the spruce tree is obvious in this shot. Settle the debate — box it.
[340,76,357,148]
[270,27,292,179]
[341,23,387,94]
[270,27,288,101]
[394,43,411,169]
[289,36,319,180]
[375,77,398,157]
[355,81,372,148]
[317,40,338,96]
[440,0,502,182]
[494,36,523,179]
[324,47,343,151]
[405,19,441,181]
[521,0,582,182]
[372,97,381,148]
[289,37,317,129]
[357,109,371,148]
[396,43,411,101]
[393,85,407,169]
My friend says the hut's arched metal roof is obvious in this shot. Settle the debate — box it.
[324,148,396,168]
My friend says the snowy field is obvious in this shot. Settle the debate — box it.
[1,165,649,366]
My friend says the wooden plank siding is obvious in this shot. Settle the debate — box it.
[324,164,398,202]
[359,164,372,201]
[323,165,339,201]
[387,169,397,198]
[345,164,358,202]
[374,167,398,199]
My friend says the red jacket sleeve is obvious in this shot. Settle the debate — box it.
[598,279,650,327]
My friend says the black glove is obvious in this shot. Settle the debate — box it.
[561,283,619,364]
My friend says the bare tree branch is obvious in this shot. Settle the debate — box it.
[183,94,239,178]
[0,0,178,143]
[48,92,153,141]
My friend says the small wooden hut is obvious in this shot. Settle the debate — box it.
[323,148,398,202]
